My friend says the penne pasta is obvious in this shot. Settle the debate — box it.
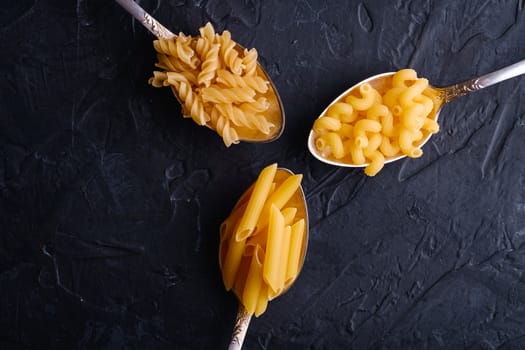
[235,163,277,241]
[244,227,267,257]
[281,207,298,225]
[254,283,269,317]
[263,204,285,294]
[222,235,247,291]
[232,254,251,301]
[242,247,265,314]
[219,165,306,317]
[275,225,292,297]
[286,219,305,285]
[254,174,302,233]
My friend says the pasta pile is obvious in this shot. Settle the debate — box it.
[219,163,307,317]
[312,69,441,176]
[148,22,277,147]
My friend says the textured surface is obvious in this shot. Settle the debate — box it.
[1,0,525,349]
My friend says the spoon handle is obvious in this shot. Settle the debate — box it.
[115,0,175,39]
[443,59,525,102]
[228,305,252,350]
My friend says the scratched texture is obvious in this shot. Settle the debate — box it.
[1,0,525,349]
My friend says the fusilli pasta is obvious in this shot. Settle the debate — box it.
[149,22,277,146]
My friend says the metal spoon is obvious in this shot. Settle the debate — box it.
[115,0,285,143]
[308,59,525,167]
[227,168,309,350]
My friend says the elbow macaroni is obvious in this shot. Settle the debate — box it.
[311,68,440,176]
[219,163,307,317]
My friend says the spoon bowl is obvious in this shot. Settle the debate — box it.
[308,59,525,168]
[115,0,285,143]
[227,167,309,350]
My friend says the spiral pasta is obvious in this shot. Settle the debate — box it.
[242,48,258,76]
[219,30,244,75]
[172,82,209,126]
[149,22,276,146]
[197,44,220,87]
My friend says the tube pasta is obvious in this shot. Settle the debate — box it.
[286,219,305,285]
[254,284,269,317]
[392,68,417,88]
[399,78,429,108]
[263,205,285,294]
[232,250,251,300]
[345,83,377,111]
[326,102,357,123]
[313,116,341,132]
[380,136,400,157]
[242,248,265,314]
[219,164,306,317]
[268,224,291,300]
[320,132,345,159]
[399,129,424,158]
[281,207,298,225]
[364,150,385,176]
[235,163,277,241]
[222,234,247,291]
[254,174,303,233]
[244,228,267,257]
[353,119,382,148]
[149,22,276,147]
[311,68,441,175]
[401,104,425,131]
[363,132,382,158]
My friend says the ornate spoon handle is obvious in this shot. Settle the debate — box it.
[442,59,525,103]
[228,305,252,350]
[115,0,175,39]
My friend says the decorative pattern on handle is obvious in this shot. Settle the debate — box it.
[442,59,525,103]
[142,12,174,40]
[115,0,175,40]
[228,306,252,350]
[444,78,484,102]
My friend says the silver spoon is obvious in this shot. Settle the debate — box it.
[226,168,309,350]
[308,59,525,167]
[115,0,285,143]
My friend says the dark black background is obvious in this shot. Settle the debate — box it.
[1,0,525,349]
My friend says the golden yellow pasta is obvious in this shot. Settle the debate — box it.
[222,233,247,291]
[254,284,269,317]
[263,205,286,294]
[149,22,279,147]
[286,218,305,285]
[219,164,307,317]
[281,207,298,225]
[242,248,264,314]
[253,173,303,233]
[235,163,277,241]
[311,68,440,176]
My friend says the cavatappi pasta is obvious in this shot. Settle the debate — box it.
[312,69,440,176]
[219,163,307,317]
[149,22,278,147]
